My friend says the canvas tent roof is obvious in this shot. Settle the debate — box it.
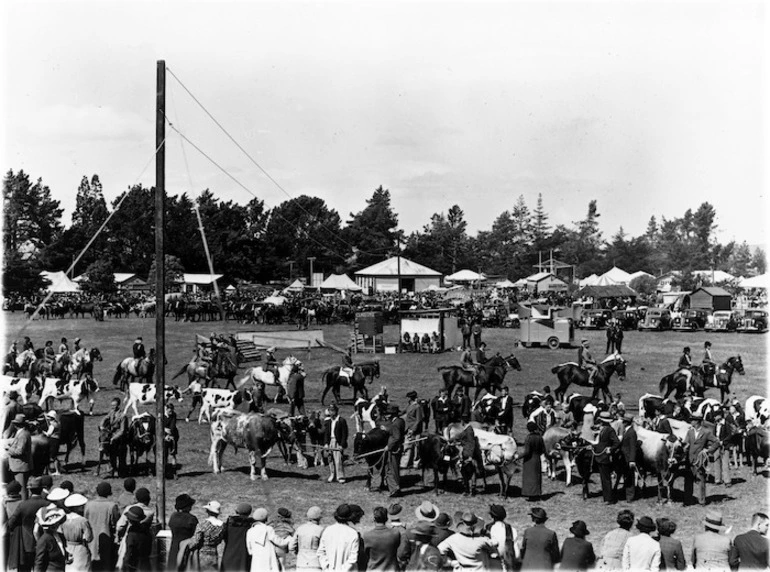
[354,256,441,277]
[692,270,735,283]
[283,279,305,292]
[180,273,223,285]
[739,274,769,289]
[579,274,599,287]
[319,274,362,291]
[601,266,632,284]
[578,284,638,298]
[629,270,654,281]
[40,271,80,293]
[446,269,485,282]
[534,257,573,270]
[495,279,516,288]
[513,278,528,287]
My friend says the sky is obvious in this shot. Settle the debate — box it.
[2,0,768,252]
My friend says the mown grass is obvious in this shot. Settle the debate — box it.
[2,312,768,566]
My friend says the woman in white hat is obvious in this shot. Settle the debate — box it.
[189,501,225,571]
[692,510,733,571]
[35,508,69,572]
[246,508,292,572]
[62,493,92,571]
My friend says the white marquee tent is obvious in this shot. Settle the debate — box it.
[600,266,632,284]
[40,271,80,293]
[319,273,362,291]
[739,274,768,289]
[446,269,486,283]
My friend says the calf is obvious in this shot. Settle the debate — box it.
[199,388,250,423]
[639,393,676,421]
[123,383,183,416]
[127,413,156,474]
[418,434,458,495]
[0,375,41,404]
[209,411,282,481]
[265,408,310,470]
[38,377,99,414]
[352,428,390,491]
[745,427,770,476]
[542,426,576,485]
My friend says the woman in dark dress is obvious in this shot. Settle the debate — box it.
[220,503,254,571]
[123,507,151,572]
[522,421,546,501]
[34,509,69,572]
[560,520,595,571]
[168,495,198,569]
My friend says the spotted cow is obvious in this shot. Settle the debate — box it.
[38,377,100,415]
[123,383,183,416]
[746,395,770,428]
[0,375,42,404]
[199,388,251,424]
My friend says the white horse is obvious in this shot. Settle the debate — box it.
[239,355,302,394]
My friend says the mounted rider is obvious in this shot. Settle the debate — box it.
[578,339,598,385]
[132,336,146,371]
[702,341,717,387]
[459,346,478,384]
[339,350,354,383]
[677,346,695,394]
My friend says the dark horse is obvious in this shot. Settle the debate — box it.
[659,356,744,403]
[702,356,744,402]
[555,433,626,500]
[437,354,521,402]
[321,365,369,404]
[552,353,626,404]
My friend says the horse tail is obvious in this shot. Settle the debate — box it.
[171,363,189,380]
[112,362,123,386]
[320,372,331,405]
[659,374,671,394]
[551,365,562,374]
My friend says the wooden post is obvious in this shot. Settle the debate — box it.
[155,59,167,528]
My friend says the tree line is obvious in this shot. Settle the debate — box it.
[2,168,765,295]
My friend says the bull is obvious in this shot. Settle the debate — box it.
[418,433,459,495]
[445,422,517,497]
[635,423,686,503]
[209,411,282,480]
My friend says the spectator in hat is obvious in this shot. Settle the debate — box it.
[123,507,150,572]
[324,404,348,484]
[291,507,324,572]
[246,508,292,572]
[621,516,660,571]
[7,414,32,499]
[379,405,405,498]
[730,512,770,570]
[521,421,545,501]
[437,511,495,570]
[431,513,453,548]
[362,506,402,571]
[270,508,295,569]
[387,504,405,530]
[115,488,154,568]
[167,494,197,570]
[619,414,639,502]
[487,504,520,572]
[317,504,360,571]
[683,412,720,506]
[35,488,70,540]
[117,479,135,513]
[560,520,595,571]
[692,510,733,570]
[73,339,81,353]
[401,391,424,470]
[34,508,68,572]
[2,481,24,568]
[7,477,48,571]
[656,518,686,571]
[598,510,635,570]
[520,508,560,570]
[61,493,92,571]
[189,501,226,571]
[3,390,24,438]
[221,503,255,572]
[85,482,120,572]
[595,411,621,504]
[406,521,444,571]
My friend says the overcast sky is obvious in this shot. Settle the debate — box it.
[2,0,767,251]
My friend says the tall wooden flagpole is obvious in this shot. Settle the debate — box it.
[155,59,167,528]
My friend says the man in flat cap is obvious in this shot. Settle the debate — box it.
[401,391,424,470]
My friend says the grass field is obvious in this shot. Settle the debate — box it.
[2,311,768,565]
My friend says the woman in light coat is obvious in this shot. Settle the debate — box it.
[246,508,292,572]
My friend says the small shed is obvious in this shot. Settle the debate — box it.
[525,272,568,294]
[400,308,461,352]
[355,256,441,293]
[690,287,732,311]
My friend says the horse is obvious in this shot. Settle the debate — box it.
[113,349,156,391]
[239,356,302,401]
[29,353,71,383]
[4,349,36,375]
[320,365,369,404]
[173,350,241,389]
[437,354,521,402]
[658,367,703,400]
[696,356,745,402]
[552,353,627,404]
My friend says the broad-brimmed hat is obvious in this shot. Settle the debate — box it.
[47,488,70,502]
[334,504,352,522]
[307,506,323,520]
[174,494,195,511]
[457,512,484,535]
[253,508,268,522]
[126,506,145,523]
[570,520,590,537]
[621,414,635,424]
[489,504,506,521]
[434,513,452,528]
[236,503,253,516]
[704,510,730,533]
[40,508,66,528]
[203,501,221,515]
[636,516,656,533]
[388,503,402,516]
[412,521,434,539]
[415,501,439,522]
[6,481,22,496]
[529,507,548,522]
[598,411,613,423]
[690,413,704,421]
[64,494,88,508]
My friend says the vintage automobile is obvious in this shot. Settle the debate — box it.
[705,310,741,333]
[613,309,640,330]
[737,309,768,333]
[672,308,712,331]
[638,307,673,331]
[577,308,614,330]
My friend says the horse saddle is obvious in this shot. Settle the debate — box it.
[339,367,354,378]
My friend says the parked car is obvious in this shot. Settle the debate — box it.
[638,307,673,331]
[577,309,614,329]
[613,309,639,330]
[705,310,741,332]
[672,308,712,331]
[503,312,521,328]
[737,309,768,333]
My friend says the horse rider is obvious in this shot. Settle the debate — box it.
[702,341,717,387]
[58,337,70,361]
[23,336,34,352]
[339,350,354,384]
[132,336,146,370]
[43,341,55,369]
[578,339,598,386]
[73,338,81,353]
[679,346,693,370]
[401,391,424,470]
[459,346,477,383]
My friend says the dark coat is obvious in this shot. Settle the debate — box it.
[685,426,720,465]
[167,511,198,569]
[323,416,349,449]
[220,515,254,572]
[34,531,68,572]
[560,537,595,571]
[521,432,545,498]
[431,397,452,426]
[730,529,769,570]
[658,535,687,570]
[594,424,620,464]
[521,524,560,570]
[8,495,49,563]
[430,527,453,548]
[620,425,638,464]
[123,526,151,572]
[132,342,146,360]
[498,395,514,428]
[362,524,402,571]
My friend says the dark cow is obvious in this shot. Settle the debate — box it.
[265,408,310,470]
[353,428,390,491]
[1,433,52,477]
[209,411,282,480]
[418,434,459,495]
[521,392,543,420]
[449,424,487,496]
[565,394,602,425]
[57,411,86,469]
[745,427,770,476]
[127,413,156,475]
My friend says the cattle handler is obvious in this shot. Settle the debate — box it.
[401,391,424,470]
[380,404,405,497]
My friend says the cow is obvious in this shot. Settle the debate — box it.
[746,396,770,427]
[418,433,459,495]
[306,410,327,467]
[123,383,183,416]
[352,428,390,491]
[351,387,388,433]
[0,376,41,404]
[521,391,543,420]
[446,424,487,496]
[127,413,156,475]
[209,411,282,481]
[565,393,603,425]
[199,388,251,424]
[445,422,517,497]
[542,426,577,485]
[745,427,770,476]
[471,394,500,427]
[692,398,723,423]
[639,393,677,421]
[1,432,52,477]
[634,423,687,504]
[38,377,100,415]
[56,411,86,470]
[265,408,310,470]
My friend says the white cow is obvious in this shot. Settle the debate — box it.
[123,383,183,416]
[199,388,250,424]
[38,377,100,414]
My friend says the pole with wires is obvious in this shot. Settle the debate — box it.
[154,59,167,528]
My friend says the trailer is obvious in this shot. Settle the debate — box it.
[518,306,575,350]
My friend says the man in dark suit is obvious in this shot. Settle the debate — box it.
[401,391,424,470]
[594,412,621,504]
[324,404,348,484]
[7,477,49,571]
[132,336,146,371]
[497,386,514,435]
[729,512,769,570]
[520,507,560,570]
[7,414,32,499]
[361,506,404,571]
[431,389,452,433]
[712,409,735,487]
[683,413,720,506]
[453,388,472,424]
[380,405,405,497]
[619,414,639,502]
[652,404,673,436]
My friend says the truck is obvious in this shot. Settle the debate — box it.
[519,306,575,349]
